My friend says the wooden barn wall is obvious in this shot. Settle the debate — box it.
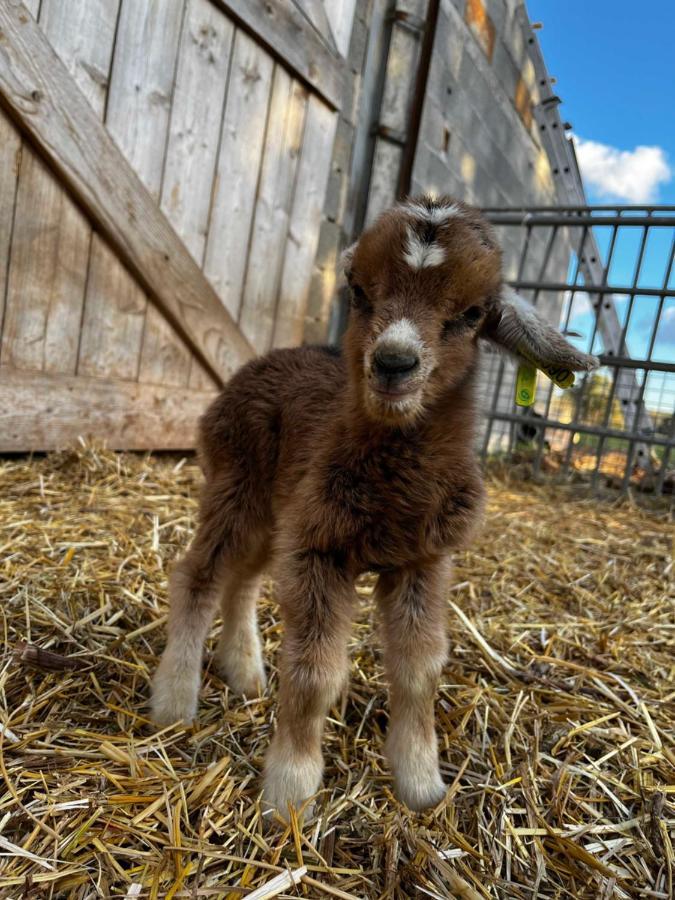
[0,0,343,450]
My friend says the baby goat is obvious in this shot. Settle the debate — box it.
[152,196,597,814]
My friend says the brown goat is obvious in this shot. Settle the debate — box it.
[151,196,597,814]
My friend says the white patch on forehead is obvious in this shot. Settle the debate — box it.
[403,224,445,270]
[378,318,422,350]
[402,200,464,224]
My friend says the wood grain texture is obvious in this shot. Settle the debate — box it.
[77,236,146,380]
[105,0,185,197]
[9,0,120,381]
[323,0,357,57]
[0,111,21,338]
[0,367,216,451]
[95,0,188,388]
[203,30,274,320]
[161,0,234,264]
[211,0,344,109]
[272,95,337,348]
[0,1,253,384]
[0,147,89,374]
[238,68,307,353]
[292,0,337,53]
[39,0,119,118]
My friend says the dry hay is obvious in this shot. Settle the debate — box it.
[0,444,673,899]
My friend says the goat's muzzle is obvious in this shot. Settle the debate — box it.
[372,348,420,393]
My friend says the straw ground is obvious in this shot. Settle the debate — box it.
[0,445,672,898]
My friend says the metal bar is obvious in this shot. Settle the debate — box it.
[591,224,651,486]
[484,205,675,214]
[619,234,675,490]
[488,215,675,227]
[396,0,440,197]
[529,225,561,474]
[561,226,591,478]
[484,411,675,448]
[481,224,533,458]
[508,281,675,299]
[587,221,621,488]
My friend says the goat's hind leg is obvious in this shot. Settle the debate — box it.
[214,569,267,697]
[151,532,226,725]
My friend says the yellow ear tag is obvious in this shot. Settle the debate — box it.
[515,362,537,407]
[516,344,576,390]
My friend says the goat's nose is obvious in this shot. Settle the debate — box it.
[373,347,420,375]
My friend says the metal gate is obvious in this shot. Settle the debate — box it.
[481,206,675,495]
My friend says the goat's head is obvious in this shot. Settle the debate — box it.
[342,196,598,425]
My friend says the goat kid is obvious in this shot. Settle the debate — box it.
[152,196,597,814]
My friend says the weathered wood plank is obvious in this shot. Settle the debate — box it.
[22,0,40,18]
[13,0,120,381]
[95,0,189,387]
[0,1,253,384]
[0,367,216,451]
[161,0,234,264]
[324,0,357,57]
[78,236,146,380]
[0,147,89,374]
[106,0,185,197]
[239,69,307,353]
[203,30,274,321]
[272,96,337,348]
[291,0,337,53]
[211,0,344,109]
[39,0,119,118]
[0,110,21,339]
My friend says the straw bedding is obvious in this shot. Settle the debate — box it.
[0,445,672,899]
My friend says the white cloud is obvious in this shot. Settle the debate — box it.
[573,136,672,204]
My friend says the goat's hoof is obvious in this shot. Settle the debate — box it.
[151,666,199,726]
[215,654,267,698]
[395,771,447,812]
[262,746,322,819]
[215,636,267,698]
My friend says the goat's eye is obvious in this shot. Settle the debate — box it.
[441,305,484,338]
[463,306,483,324]
[350,284,371,313]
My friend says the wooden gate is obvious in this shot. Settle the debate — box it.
[0,0,354,450]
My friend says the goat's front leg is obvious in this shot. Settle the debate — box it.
[376,562,449,811]
[263,550,353,817]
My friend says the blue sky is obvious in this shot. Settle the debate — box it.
[527,1,675,206]
[526,2,674,414]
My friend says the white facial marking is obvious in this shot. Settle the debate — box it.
[402,200,464,224]
[378,317,423,352]
[403,225,445,270]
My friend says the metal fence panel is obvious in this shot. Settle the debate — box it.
[481,206,675,496]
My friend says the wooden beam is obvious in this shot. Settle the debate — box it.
[0,1,253,387]
[0,368,217,451]
[212,0,345,110]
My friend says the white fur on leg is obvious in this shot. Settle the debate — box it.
[151,642,202,725]
[215,577,266,696]
[215,620,266,696]
[386,724,446,811]
[263,735,323,818]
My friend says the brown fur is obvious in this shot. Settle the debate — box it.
[151,196,598,814]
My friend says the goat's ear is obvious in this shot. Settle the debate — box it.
[481,286,599,372]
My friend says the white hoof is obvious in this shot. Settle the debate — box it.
[215,632,267,697]
[386,733,447,811]
[151,658,200,726]
[394,768,447,811]
[263,742,323,818]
